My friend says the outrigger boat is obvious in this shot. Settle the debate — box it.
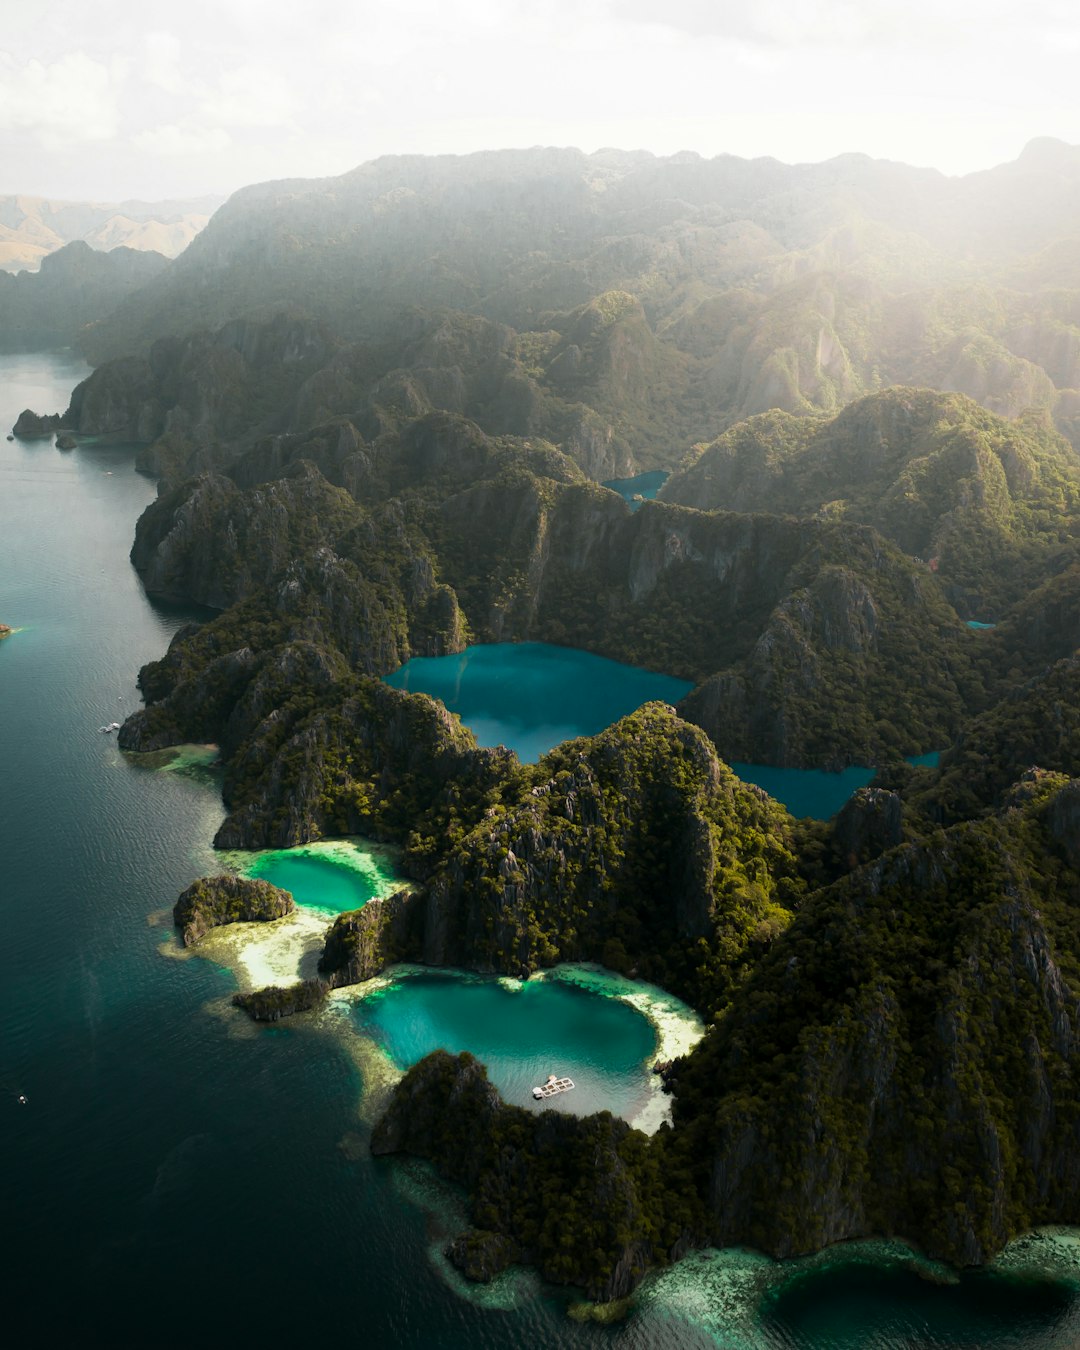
[532,1073,574,1100]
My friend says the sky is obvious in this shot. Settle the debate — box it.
[2,0,1079,203]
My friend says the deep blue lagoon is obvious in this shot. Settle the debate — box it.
[384,641,693,762]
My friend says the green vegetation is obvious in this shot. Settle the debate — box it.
[371,1050,706,1302]
[172,873,295,945]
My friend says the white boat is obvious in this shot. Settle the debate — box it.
[532,1074,575,1100]
[99,722,121,733]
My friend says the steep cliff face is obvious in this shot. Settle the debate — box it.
[64,314,341,479]
[415,705,800,999]
[675,777,1080,1266]
[130,463,361,608]
[212,677,514,855]
[371,1050,704,1302]
[318,890,425,986]
[680,527,969,767]
[0,241,169,352]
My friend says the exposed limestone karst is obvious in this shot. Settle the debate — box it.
[172,873,295,946]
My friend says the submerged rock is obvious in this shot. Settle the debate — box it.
[445,1230,521,1283]
[173,873,295,946]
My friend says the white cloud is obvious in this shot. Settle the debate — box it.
[199,66,298,129]
[141,32,190,96]
[0,50,122,146]
[133,122,232,155]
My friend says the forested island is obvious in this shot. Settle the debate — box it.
[16,143,1080,1306]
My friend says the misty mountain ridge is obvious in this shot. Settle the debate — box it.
[0,191,223,273]
[28,139,1075,470]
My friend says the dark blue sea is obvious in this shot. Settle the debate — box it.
[4,352,1080,1347]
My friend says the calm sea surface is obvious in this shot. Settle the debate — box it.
[3,352,1078,1347]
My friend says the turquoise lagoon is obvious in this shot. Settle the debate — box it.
[5,350,1080,1346]
[346,965,701,1130]
[384,641,941,819]
[602,469,669,509]
[232,838,402,915]
[384,641,693,762]
[730,763,877,821]
[730,753,944,821]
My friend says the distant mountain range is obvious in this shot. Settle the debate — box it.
[60,139,1080,462]
[0,192,224,273]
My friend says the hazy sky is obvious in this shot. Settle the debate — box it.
[3,0,1079,202]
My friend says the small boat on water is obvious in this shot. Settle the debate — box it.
[532,1073,575,1100]
[99,722,121,733]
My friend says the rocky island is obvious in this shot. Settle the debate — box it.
[172,873,294,946]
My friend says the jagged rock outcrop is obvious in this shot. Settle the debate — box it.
[0,240,170,352]
[12,409,62,439]
[130,463,360,608]
[663,390,1080,616]
[676,775,1080,1266]
[318,890,425,986]
[919,656,1080,821]
[832,787,904,866]
[173,873,294,945]
[417,704,797,986]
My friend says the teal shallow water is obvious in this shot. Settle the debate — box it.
[230,839,403,915]
[730,763,878,820]
[350,968,659,1120]
[4,352,1080,1346]
[384,641,693,762]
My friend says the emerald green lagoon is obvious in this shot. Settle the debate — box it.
[232,839,401,915]
[384,642,693,762]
